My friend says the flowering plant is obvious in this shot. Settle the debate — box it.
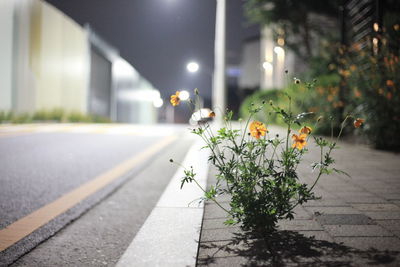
[345,23,400,150]
[171,87,362,233]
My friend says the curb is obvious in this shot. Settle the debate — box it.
[116,139,209,266]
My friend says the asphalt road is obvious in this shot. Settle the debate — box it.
[0,124,192,266]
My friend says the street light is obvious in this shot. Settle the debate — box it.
[274,46,285,88]
[179,90,190,101]
[153,98,163,108]
[186,62,199,73]
[168,1,226,122]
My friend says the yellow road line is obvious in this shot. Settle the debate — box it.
[0,135,177,252]
[0,130,36,138]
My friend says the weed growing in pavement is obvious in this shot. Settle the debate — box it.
[170,85,363,233]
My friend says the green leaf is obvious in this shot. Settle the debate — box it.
[333,168,351,178]
[223,218,236,225]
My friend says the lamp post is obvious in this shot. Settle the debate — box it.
[213,0,226,123]
[183,1,226,122]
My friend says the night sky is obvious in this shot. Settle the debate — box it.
[44,0,259,105]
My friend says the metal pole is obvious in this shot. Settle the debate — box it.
[212,0,226,122]
[338,0,347,122]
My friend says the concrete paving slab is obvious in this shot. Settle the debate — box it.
[302,199,350,207]
[296,230,334,242]
[201,218,232,230]
[344,197,389,204]
[384,194,400,200]
[365,211,400,220]
[198,240,242,259]
[200,227,242,242]
[198,256,252,267]
[316,214,374,225]
[335,237,400,251]
[352,203,400,211]
[203,203,230,219]
[306,206,362,215]
[291,206,313,219]
[277,219,323,231]
[376,220,400,231]
[324,225,393,237]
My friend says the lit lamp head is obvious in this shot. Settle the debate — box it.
[186,61,199,73]
[179,90,190,101]
[153,98,163,108]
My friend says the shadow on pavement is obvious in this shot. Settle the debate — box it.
[198,230,399,266]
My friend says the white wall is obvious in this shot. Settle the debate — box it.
[238,40,260,89]
[0,1,15,111]
[32,0,89,112]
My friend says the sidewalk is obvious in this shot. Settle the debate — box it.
[197,126,400,266]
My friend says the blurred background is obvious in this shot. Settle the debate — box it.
[0,0,399,149]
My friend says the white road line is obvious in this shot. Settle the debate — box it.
[116,139,209,267]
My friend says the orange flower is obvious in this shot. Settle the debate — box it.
[353,118,365,128]
[354,89,362,98]
[292,134,307,150]
[299,126,312,135]
[386,80,394,87]
[208,111,216,118]
[170,91,180,106]
[249,121,267,139]
[308,107,318,113]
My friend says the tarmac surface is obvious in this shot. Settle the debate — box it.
[0,124,188,266]
[11,137,194,267]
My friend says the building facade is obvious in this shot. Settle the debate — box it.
[239,26,297,92]
[0,0,161,123]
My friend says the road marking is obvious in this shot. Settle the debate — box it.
[0,124,182,137]
[0,131,36,138]
[0,135,177,252]
[117,139,209,267]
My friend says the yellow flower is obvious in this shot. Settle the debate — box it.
[170,91,180,106]
[299,126,312,135]
[353,118,365,128]
[208,111,216,118]
[249,121,267,139]
[292,134,307,150]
